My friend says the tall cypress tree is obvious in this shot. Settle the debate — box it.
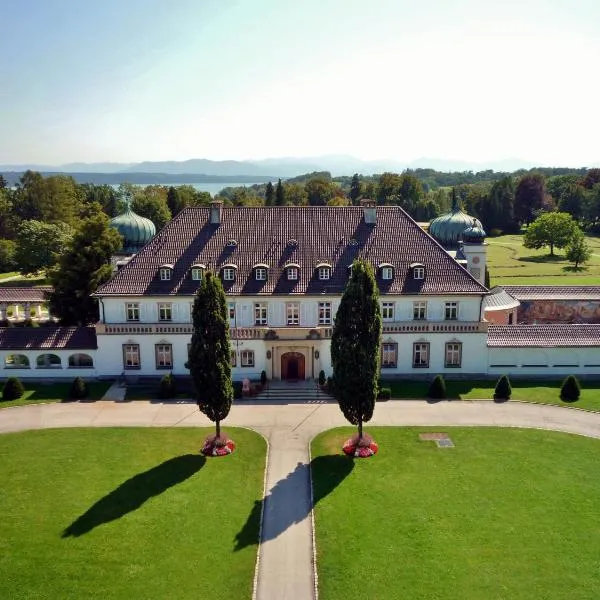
[349,173,361,205]
[331,259,382,439]
[275,178,285,206]
[188,271,233,438]
[265,181,275,206]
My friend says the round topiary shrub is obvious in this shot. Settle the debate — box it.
[560,375,581,402]
[377,387,391,401]
[318,370,326,386]
[494,375,512,400]
[70,376,89,400]
[260,370,267,386]
[428,375,446,400]
[158,373,177,400]
[2,377,25,401]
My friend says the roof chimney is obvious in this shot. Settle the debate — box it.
[361,198,377,224]
[210,200,223,225]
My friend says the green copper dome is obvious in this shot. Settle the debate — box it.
[462,220,487,243]
[109,207,156,253]
[429,190,483,249]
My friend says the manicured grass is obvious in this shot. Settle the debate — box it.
[0,427,265,600]
[486,233,600,285]
[381,379,600,410]
[0,381,111,409]
[312,427,600,600]
[0,271,19,280]
[0,275,49,287]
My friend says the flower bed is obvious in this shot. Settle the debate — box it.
[201,434,236,457]
[342,433,378,458]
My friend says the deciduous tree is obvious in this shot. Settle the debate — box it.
[48,213,122,325]
[523,211,579,256]
[15,220,73,275]
[188,271,233,439]
[514,173,546,225]
[331,259,382,440]
[565,230,592,268]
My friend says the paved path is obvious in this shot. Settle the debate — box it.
[2,399,600,600]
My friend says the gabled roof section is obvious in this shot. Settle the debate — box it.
[0,326,97,350]
[95,206,488,297]
[0,287,53,303]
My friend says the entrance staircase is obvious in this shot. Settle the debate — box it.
[252,379,332,403]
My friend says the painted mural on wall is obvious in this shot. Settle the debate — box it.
[518,300,600,324]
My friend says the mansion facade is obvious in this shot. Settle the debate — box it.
[1,201,600,381]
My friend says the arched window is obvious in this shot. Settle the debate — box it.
[69,353,94,368]
[5,354,30,368]
[36,354,62,368]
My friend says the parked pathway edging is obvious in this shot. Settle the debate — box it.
[2,400,600,600]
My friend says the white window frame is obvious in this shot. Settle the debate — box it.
[381,267,394,280]
[254,302,268,325]
[126,302,140,322]
[382,301,395,322]
[413,301,427,321]
[191,267,203,281]
[155,344,173,369]
[255,267,267,281]
[223,267,236,281]
[286,302,300,325]
[445,302,459,321]
[413,342,430,368]
[445,342,462,368]
[413,266,425,280]
[123,344,140,369]
[381,342,398,368]
[318,267,331,280]
[158,302,172,322]
[241,349,254,367]
[287,267,299,281]
[159,268,172,281]
[318,301,332,325]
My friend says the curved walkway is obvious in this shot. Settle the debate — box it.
[2,399,600,600]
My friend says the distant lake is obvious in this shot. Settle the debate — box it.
[110,181,265,196]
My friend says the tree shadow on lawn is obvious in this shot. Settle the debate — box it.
[518,253,565,263]
[234,455,354,551]
[62,454,206,537]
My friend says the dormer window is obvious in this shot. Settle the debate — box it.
[190,263,206,281]
[410,263,426,280]
[378,263,394,281]
[285,263,300,281]
[253,263,269,281]
[159,264,173,281]
[222,264,237,281]
[316,262,332,280]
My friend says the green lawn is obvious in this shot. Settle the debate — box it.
[0,427,265,600]
[0,381,111,409]
[312,427,600,600]
[381,379,600,410]
[0,274,49,287]
[0,271,19,280]
[486,233,600,285]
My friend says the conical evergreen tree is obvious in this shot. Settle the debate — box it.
[275,179,285,206]
[265,181,275,206]
[331,259,382,439]
[188,271,233,437]
[349,173,361,205]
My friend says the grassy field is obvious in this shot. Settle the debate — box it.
[381,379,600,410]
[0,381,112,409]
[486,233,600,285]
[312,427,600,600]
[0,427,265,600]
[0,274,49,287]
[0,271,19,280]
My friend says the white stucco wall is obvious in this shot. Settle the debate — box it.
[0,349,97,379]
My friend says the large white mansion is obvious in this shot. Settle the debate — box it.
[1,201,600,380]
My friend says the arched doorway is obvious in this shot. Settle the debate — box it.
[281,352,305,380]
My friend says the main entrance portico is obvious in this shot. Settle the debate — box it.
[281,351,305,380]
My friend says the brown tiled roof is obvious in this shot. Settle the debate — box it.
[487,324,600,347]
[0,327,97,350]
[502,286,600,300]
[483,286,520,311]
[0,287,52,303]
[96,206,487,297]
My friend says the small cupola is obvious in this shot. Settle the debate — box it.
[210,200,223,225]
[409,262,426,280]
[378,262,394,280]
[462,219,487,244]
[361,198,377,224]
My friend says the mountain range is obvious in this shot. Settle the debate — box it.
[1,155,597,178]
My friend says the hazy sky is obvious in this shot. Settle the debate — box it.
[1,0,599,166]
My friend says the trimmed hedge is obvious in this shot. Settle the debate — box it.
[494,375,512,400]
[560,375,581,402]
[158,373,177,400]
[2,377,25,401]
[377,387,391,401]
[70,377,89,400]
[427,375,446,400]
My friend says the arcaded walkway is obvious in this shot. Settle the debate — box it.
[1,399,600,600]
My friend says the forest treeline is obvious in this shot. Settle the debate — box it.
[1,167,600,274]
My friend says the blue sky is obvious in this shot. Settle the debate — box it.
[1,0,599,166]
